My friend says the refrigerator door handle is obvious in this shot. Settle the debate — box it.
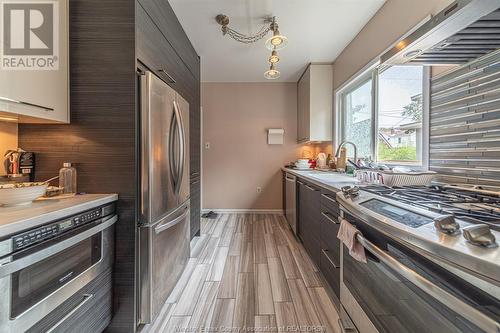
[168,103,178,191]
[154,206,189,234]
[173,100,185,194]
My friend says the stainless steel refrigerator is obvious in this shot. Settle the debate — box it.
[138,71,190,324]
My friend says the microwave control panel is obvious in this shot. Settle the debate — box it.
[12,207,103,251]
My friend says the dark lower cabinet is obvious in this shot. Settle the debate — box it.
[297,178,321,267]
[320,188,341,303]
[27,269,112,333]
[296,178,341,303]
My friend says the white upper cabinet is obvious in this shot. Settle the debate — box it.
[297,64,333,142]
[0,0,69,123]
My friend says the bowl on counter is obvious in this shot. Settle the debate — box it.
[0,182,48,206]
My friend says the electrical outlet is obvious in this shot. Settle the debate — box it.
[257,187,262,193]
[205,142,210,149]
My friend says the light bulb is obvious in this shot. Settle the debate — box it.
[264,64,280,79]
[265,30,288,50]
[269,50,279,64]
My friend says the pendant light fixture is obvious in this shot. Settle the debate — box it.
[265,18,288,51]
[264,63,280,80]
[215,14,287,79]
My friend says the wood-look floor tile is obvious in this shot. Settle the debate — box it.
[166,258,198,303]
[147,214,340,333]
[173,264,209,316]
[253,232,267,264]
[211,298,235,330]
[141,302,175,333]
[219,226,234,247]
[291,248,323,288]
[199,236,220,264]
[226,214,237,228]
[191,234,209,258]
[264,233,279,258]
[254,263,275,315]
[233,272,255,329]
[207,246,229,281]
[308,287,340,333]
[274,302,298,329]
[228,233,243,256]
[255,315,277,333]
[288,279,322,327]
[212,214,228,237]
[162,315,191,333]
[277,245,301,279]
[239,241,254,272]
[267,257,291,302]
[218,256,239,298]
[189,281,219,329]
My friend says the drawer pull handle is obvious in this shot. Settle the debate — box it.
[321,248,339,268]
[321,193,337,204]
[305,185,317,191]
[46,293,94,333]
[321,211,339,225]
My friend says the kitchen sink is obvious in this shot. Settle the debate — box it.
[307,172,359,184]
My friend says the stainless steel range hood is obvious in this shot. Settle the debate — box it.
[381,0,500,66]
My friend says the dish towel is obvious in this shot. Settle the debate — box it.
[337,219,367,263]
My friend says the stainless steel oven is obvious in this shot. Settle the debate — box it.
[0,204,117,333]
[338,210,500,333]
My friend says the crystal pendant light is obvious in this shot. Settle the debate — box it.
[264,63,280,79]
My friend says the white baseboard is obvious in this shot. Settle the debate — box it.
[202,208,284,215]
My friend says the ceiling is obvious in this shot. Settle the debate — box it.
[169,0,386,82]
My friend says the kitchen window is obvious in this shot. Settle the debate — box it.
[339,65,429,167]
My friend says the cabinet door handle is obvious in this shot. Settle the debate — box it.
[0,96,53,111]
[321,211,339,225]
[321,193,337,204]
[305,184,316,191]
[158,69,176,83]
[297,180,304,185]
[321,248,339,268]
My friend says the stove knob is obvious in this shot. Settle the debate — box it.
[462,224,497,248]
[434,215,460,235]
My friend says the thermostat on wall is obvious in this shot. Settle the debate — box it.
[268,128,284,145]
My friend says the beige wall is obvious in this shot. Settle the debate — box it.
[0,122,18,176]
[202,82,306,210]
[333,0,453,90]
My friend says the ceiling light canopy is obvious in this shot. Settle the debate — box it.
[215,14,287,80]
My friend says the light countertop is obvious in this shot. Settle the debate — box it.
[0,193,118,237]
[282,167,360,192]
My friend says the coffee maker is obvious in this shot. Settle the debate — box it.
[3,149,35,182]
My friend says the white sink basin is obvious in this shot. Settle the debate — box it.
[307,172,359,184]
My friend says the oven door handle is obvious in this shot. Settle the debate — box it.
[0,215,117,278]
[356,234,500,333]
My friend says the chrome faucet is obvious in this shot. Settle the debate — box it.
[335,141,358,165]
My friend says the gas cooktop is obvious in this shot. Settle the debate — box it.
[360,184,500,231]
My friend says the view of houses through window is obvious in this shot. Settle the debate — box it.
[341,65,425,165]
[378,66,424,165]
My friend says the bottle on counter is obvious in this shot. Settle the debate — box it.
[59,162,77,194]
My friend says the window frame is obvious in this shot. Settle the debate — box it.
[335,65,430,169]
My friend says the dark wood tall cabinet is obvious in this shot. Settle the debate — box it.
[18,1,201,332]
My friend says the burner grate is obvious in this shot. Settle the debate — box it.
[361,185,500,231]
